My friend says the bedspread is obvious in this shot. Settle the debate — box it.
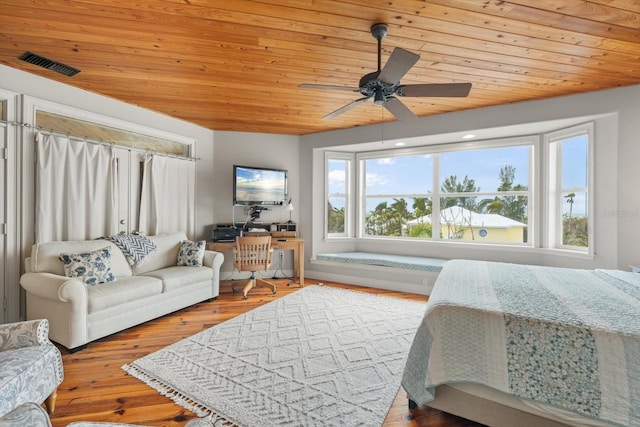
[401,259,640,426]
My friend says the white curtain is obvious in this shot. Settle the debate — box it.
[139,154,195,237]
[35,133,118,243]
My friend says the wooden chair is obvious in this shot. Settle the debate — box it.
[232,236,277,300]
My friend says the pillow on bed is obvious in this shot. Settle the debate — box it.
[59,246,116,285]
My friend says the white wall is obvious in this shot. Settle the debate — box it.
[301,85,640,278]
[212,130,300,274]
[211,130,300,226]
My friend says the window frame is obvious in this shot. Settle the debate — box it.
[320,122,595,255]
[325,151,353,239]
[544,123,594,253]
[356,137,537,246]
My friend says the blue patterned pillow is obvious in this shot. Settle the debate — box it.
[177,240,206,266]
[59,246,116,285]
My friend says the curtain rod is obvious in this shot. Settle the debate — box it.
[0,119,199,161]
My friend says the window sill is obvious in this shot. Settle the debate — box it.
[351,236,595,261]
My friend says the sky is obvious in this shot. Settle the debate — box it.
[328,134,589,216]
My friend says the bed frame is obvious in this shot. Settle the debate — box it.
[409,385,613,427]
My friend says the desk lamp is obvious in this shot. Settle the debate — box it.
[285,200,294,223]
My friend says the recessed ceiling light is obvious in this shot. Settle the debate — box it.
[462,134,476,139]
[394,142,406,146]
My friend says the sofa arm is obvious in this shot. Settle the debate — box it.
[20,272,88,304]
[0,319,51,351]
[203,250,224,270]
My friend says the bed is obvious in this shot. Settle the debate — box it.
[401,259,640,427]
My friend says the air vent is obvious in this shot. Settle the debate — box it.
[18,51,80,76]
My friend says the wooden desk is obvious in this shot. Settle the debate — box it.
[207,238,304,287]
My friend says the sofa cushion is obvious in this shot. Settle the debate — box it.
[87,276,163,313]
[59,246,116,285]
[141,266,213,293]
[176,240,206,267]
[31,240,132,278]
[132,231,188,276]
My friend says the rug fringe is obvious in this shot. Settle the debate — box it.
[122,364,238,426]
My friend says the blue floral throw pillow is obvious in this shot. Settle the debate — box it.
[177,240,206,267]
[59,246,116,285]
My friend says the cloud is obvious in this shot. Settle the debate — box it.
[328,169,345,190]
[377,158,395,165]
[366,172,388,187]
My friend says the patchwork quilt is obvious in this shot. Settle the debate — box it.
[401,259,640,426]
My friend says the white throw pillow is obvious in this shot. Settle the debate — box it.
[177,240,206,267]
[59,246,116,285]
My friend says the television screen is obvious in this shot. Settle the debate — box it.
[233,165,288,205]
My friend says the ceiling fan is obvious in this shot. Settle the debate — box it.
[299,23,472,121]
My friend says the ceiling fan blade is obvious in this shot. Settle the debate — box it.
[378,47,420,85]
[397,83,472,98]
[323,96,371,119]
[383,97,418,121]
[299,83,360,92]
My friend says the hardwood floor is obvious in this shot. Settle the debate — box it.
[48,279,484,426]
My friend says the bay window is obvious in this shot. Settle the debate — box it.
[323,122,593,253]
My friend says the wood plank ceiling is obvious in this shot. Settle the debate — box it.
[1,1,640,136]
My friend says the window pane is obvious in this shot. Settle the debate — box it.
[558,131,589,249]
[364,197,420,237]
[364,197,429,237]
[328,159,347,195]
[327,197,345,234]
[561,135,588,189]
[440,146,529,193]
[365,155,433,195]
[562,191,588,247]
[440,197,528,243]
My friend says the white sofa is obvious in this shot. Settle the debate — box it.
[19,231,223,352]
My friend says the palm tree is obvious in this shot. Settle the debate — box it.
[441,175,479,211]
[412,197,431,222]
[564,192,576,244]
[565,192,576,218]
[479,196,503,214]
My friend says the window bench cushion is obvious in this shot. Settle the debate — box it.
[315,252,447,273]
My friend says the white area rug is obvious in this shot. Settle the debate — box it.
[123,285,426,427]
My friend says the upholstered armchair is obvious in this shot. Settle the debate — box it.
[0,319,64,418]
[0,402,52,427]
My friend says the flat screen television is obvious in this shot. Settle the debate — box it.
[233,165,288,205]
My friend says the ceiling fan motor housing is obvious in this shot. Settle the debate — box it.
[359,71,399,104]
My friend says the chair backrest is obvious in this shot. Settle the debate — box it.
[233,236,273,272]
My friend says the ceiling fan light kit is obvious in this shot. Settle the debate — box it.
[300,23,472,121]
